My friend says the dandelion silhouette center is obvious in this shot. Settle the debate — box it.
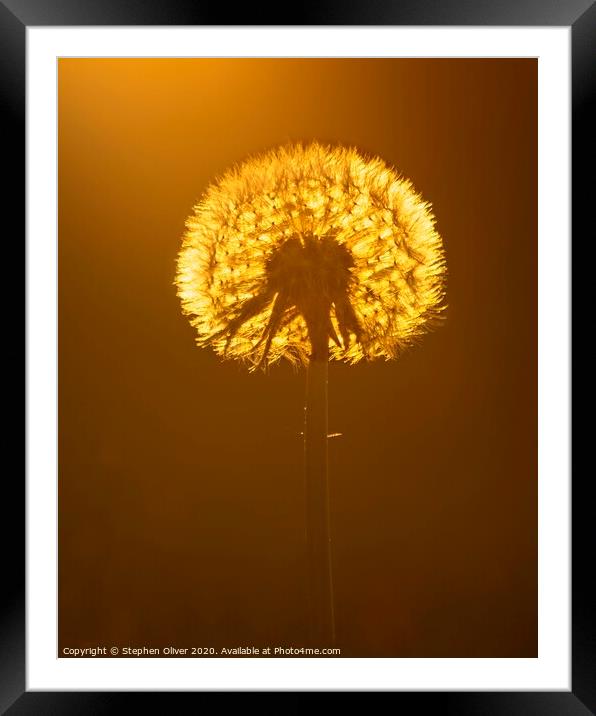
[176,142,447,369]
[265,235,359,360]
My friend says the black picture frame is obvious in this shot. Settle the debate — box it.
[4,0,590,710]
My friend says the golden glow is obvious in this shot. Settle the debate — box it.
[175,143,446,369]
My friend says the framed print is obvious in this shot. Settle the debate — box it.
[3,0,591,709]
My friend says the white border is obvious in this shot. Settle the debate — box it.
[27,27,570,691]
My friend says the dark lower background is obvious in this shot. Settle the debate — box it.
[58,57,537,658]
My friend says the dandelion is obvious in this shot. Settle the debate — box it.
[176,143,446,369]
[175,143,447,645]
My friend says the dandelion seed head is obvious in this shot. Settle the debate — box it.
[175,142,447,370]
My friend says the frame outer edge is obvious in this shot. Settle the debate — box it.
[7,0,589,710]
[571,2,596,715]
[0,0,595,26]
[0,1,26,713]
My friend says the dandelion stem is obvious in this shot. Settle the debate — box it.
[304,333,335,647]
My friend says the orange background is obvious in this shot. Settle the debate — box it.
[58,58,537,657]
